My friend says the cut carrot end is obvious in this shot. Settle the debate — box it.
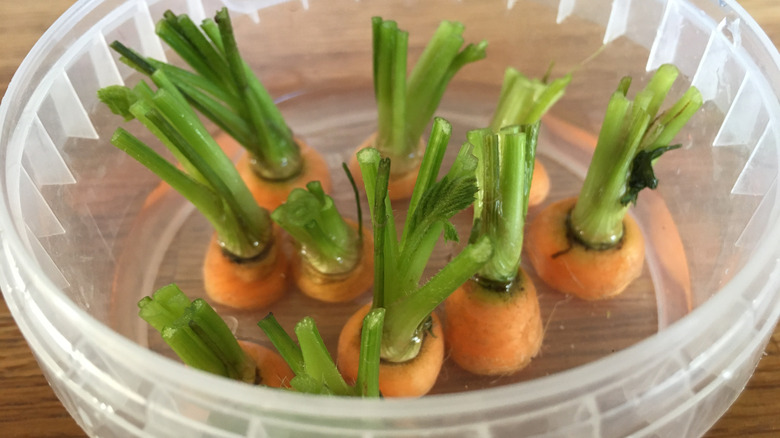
[237,340,295,388]
[528,160,550,207]
[347,133,425,201]
[202,229,289,309]
[219,133,333,211]
[337,303,444,398]
[291,222,374,303]
[443,270,543,376]
[526,197,645,300]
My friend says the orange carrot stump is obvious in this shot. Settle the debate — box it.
[338,303,444,398]
[259,311,385,397]
[444,126,543,375]
[347,17,487,201]
[445,270,542,375]
[526,197,645,300]
[202,228,288,309]
[99,68,287,309]
[487,67,571,207]
[272,176,374,303]
[139,284,294,387]
[338,118,493,397]
[527,64,703,300]
[111,8,331,211]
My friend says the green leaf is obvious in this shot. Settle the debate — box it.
[97,86,139,121]
[620,144,681,206]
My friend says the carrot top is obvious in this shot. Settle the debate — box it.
[372,17,487,171]
[570,64,702,248]
[272,176,361,275]
[258,310,385,396]
[98,70,272,260]
[359,117,493,363]
[468,124,539,286]
[111,8,302,180]
[489,67,571,130]
[139,284,257,383]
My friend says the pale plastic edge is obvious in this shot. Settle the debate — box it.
[0,0,778,423]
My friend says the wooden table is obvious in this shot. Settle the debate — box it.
[0,1,778,436]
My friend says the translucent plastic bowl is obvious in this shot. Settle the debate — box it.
[2,0,779,436]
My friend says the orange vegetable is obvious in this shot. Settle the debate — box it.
[237,340,295,388]
[337,303,444,398]
[526,197,645,300]
[444,268,543,375]
[203,228,289,309]
[222,133,332,211]
[529,163,550,207]
[290,221,374,303]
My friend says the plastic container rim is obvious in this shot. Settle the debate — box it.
[1,0,779,421]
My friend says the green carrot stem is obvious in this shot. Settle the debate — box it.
[137,284,191,333]
[257,313,305,376]
[633,64,678,122]
[571,92,649,247]
[470,124,537,284]
[373,17,408,162]
[140,285,256,383]
[489,68,572,130]
[138,82,271,254]
[355,308,385,397]
[569,65,702,248]
[185,299,256,382]
[403,117,451,242]
[110,40,156,76]
[394,224,442,299]
[99,73,272,259]
[109,128,233,241]
[295,317,353,396]
[370,157,392,310]
[371,17,486,167]
[342,163,363,242]
[405,22,487,146]
[114,43,252,143]
[271,182,360,274]
[162,324,229,377]
[643,87,703,152]
[381,236,492,362]
[200,14,290,134]
[213,8,302,180]
[118,8,302,180]
[288,375,321,394]
[396,138,479,291]
[358,116,483,363]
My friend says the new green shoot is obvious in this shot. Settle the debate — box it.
[469,124,540,287]
[139,284,257,383]
[98,70,272,260]
[371,17,487,173]
[271,181,361,275]
[111,7,301,180]
[570,64,702,248]
[358,117,493,362]
[258,309,385,397]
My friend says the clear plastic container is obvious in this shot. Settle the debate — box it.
[1,0,779,436]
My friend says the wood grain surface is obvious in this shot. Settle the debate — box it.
[0,1,778,437]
